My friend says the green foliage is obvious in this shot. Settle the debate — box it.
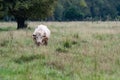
[0,0,57,29]
[1,0,120,21]
[2,0,57,19]
[54,2,64,21]
[53,0,120,21]
[64,6,84,20]
[0,0,5,19]
[80,0,87,7]
[63,40,72,48]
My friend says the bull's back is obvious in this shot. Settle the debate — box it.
[37,25,51,38]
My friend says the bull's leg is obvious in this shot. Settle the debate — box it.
[42,37,48,46]
[44,40,48,45]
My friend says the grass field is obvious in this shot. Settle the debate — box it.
[0,21,120,80]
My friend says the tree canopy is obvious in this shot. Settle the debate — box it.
[53,0,120,21]
[1,0,120,24]
[0,0,57,29]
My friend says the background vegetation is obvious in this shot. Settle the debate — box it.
[1,0,120,22]
[0,22,120,80]
[53,0,120,21]
[0,0,57,29]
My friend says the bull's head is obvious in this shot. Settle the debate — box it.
[32,32,47,46]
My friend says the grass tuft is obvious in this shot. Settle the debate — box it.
[0,40,9,47]
[14,54,45,64]
[56,47,68,53]
[93,34,113,41]
[63,40,72,48]
[0,27,15,31]
[73,33,79,39]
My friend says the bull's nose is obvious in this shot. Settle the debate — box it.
[37,42,41,46]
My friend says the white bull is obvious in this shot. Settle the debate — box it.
[33,24,51,46]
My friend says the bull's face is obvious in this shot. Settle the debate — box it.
[33,32,46,46]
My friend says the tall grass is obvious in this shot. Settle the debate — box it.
[0,21,120,80]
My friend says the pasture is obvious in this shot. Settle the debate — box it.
[0,21,120,80]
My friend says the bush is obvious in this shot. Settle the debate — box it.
[63,40,72,48]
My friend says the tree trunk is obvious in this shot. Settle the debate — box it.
[16,17,27,29]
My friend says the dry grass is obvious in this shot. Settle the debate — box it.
[0,21,120,80]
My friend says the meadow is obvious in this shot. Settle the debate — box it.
[0,21,120,80]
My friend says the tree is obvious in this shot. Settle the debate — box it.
[0,0,5,19]
[1,0,57,29]
[64,6,84,21]
[54,0,120,21]
[54,2,64,21]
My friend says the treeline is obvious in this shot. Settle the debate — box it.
[53,0,120,21]
[2,0,120,21]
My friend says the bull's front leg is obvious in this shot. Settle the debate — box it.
[42,37,48,46]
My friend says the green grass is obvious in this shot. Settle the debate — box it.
[0,21,120,80]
